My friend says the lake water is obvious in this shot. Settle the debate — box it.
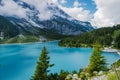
[0,41,120,80]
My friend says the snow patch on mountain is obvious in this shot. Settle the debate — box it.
[0,0,94,35]
[0,0,69,21]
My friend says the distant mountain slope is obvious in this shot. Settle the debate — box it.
[59,24,120,49]
[0,16,20,38]
[0,15,69,44]
[0,0,94,43]
[0,0,93,35]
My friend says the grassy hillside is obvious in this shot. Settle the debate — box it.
[59,25,120,49]
[0,15,70,44]
[0,35,39,44]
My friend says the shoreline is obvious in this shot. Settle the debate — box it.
[102,47,120,55]
[1,41,120,56]
[117,50,120,55]
[0,40,60,46]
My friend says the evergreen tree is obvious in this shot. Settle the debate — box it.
[114,33,120,49]
[48,73,59,80]
[31,46,54,80]
[87,43,107,76]
[58,70,69,80]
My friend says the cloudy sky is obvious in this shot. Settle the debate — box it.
[0,0,120,28]
[56,0,120,27]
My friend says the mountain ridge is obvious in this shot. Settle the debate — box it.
[0,0,94,43]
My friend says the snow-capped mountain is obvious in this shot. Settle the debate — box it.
[0,0,94,39]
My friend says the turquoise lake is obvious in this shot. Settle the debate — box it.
[0,41,120,80]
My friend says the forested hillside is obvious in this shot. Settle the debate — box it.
[0,16,20,38]
[0,15,70,44]
[59,25,120,49]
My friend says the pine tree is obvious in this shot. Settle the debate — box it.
[87,43,107,76]
[58,70,69,80]
[31,46,54,80]
[114,33,120,49]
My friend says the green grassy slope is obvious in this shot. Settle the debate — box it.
[0,35,39,44]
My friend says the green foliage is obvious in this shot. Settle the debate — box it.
[58,70,69,80]
[114,33,120,49]
[31,47,54,80]
[37,28,71,40]
[48,70,70,80]
[113,30,120,39]
[48,73,59,80]
[87,43,107,76]
[59,25,120,48]
[0,15,71,44]
[107,59,120,80]
[72,70,78,74]
[0,15,19,38]
[107,73,116,80]
[111,59,120,68]
[80,73,87,80]
[0,35,39,44]
[107,71,120,80]
[79,68,88,80]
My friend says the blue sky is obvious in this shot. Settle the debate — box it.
[58,0,96,14]
[0,0,119,27]
[56,0,120,27]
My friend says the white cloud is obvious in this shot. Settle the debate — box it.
[0,0,55,20]
[22,0,53,20]
[60,0,67,4]
[0,0,29,18]
[92,0,120,27]
[60,6,91,21]
[59,0,91,21]
[73,0,80,7]
[73,0,87,8]
[0,0,91,25]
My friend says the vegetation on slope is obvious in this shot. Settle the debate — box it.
[0,35,39,44]
[107,59,120,80]
[114,32,120,49]
[107,70,120,80]
[0,15,71,44]
[59,24,120,49]
[35,27,71,40]
[0,15,19,38]
[112,59,120,68]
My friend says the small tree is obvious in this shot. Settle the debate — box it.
[48,73,59,80]
[87,43,107,76]
[31,46,54,80]
[58,70,69,80]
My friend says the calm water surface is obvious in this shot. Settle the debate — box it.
[0,41,120,80]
